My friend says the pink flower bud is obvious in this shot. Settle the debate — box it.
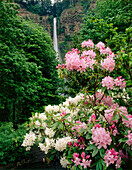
[73,153,79,159]
[62,110,66,115]
[68,141,72,146]
[86,155,90,159]
[81,152,85,159]
[74,142,78,147]
[95,124,101,128]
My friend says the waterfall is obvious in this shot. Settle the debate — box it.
[53,17,62,62]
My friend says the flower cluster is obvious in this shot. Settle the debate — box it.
[91,127,112,149]
[72,152,92,169]
[126,131,132,147]
[101,58,115,72]
[104,149,121,169]
[81,39,94,48]
[102,76,126,90]
[22,40,131,170]
[22,131,36,151]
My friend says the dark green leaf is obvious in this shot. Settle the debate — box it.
[92,147,98,157]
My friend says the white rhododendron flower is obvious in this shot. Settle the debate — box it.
[60,157,70,168]
[55,137,74,152]
[45,105,54,112]
[34,120,41,126]
[39,138,55,154]
[45,128,55,138]
[53,105,60,112]
[22,131,36,150]
[42,122,47,128]
[39,113,47,120]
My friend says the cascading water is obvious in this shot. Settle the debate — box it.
[53,17,62,62]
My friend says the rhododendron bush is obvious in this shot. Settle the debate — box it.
[22,40,132,170]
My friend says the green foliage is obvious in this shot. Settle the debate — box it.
[95,0,132,32]
[15,0,52,16]
[0,1,63,125]
[71,0,132,110]
[80,15,118,45]
[0,122,29,165]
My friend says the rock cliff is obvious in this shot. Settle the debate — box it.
[16,1,97,58]
[17,4,51,36]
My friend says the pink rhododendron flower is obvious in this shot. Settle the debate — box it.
[72,121,87,132]
[101,58,115,72]
[113,129,118,136]
[104,148,121,168]
[102,76,114,90]
[60,110,67,116]
[107,52,115,58]
[65,50,88,73]
[91,127,112,149]
[115,157,122,169]
[100,47,112,55]
[96,42,105,49]
[84,56,95,69]
[95,92,113,106]
[105,106,128,124]
[126,130,132,146]
[114,76,126,89]
[122,114,132,129]
[105,109,116,124]
[81,39,94,48]
[111,103,119,109]
[74,157,81,166]
[81,50,96,59]
[105,47,112,55]
[103,95,113,106]
[80,159,92,169]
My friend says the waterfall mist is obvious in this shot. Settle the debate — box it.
[53,17,62,63]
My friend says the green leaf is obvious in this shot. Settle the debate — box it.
[96,160,102,170]
[71,165,77,170]
[63,113,71,119]
[58,123,63,130]
[92,147,98,157]
[119,138,128,142]
[67,155,73,159]
[50,122,59,130]
[86,145,96,150]
[99,148,105,158]
[121,114,129,121]
[86,133,91,139]
[78,165,83,170]
[112,113,119,121]
[99,106,104,112]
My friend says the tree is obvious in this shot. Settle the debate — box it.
[15,0,52,15]
[0,1,63,126]
[95,0,132,32]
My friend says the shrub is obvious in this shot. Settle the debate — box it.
[0,122,29,165]
[22,40,131,169]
